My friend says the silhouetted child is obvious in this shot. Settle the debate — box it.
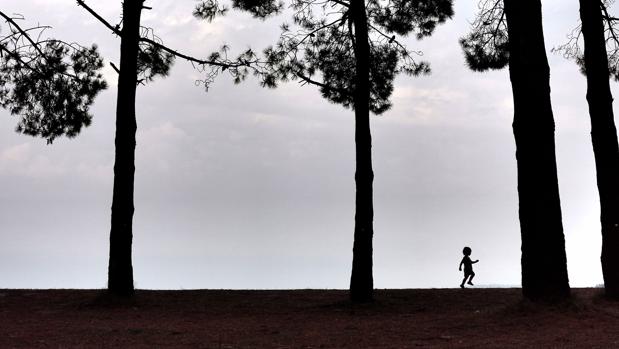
[459,246,479,288]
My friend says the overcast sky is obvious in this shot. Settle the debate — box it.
[0,0,612,289]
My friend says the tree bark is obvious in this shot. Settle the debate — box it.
[349,0,374,303]
[579,0,619,299]
[107,0,143,296]
[503,0,570,301]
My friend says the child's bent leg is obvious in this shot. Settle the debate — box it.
[467,272,475,285]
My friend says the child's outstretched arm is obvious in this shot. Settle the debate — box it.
[472,260,479,264]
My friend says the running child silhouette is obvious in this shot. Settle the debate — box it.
[459,246,479,288]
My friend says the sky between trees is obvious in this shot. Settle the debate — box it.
[0,0,614,289]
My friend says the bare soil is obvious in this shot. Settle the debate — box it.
[1,288,619,348]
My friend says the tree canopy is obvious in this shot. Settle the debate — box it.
[0,11,107,143]
[459,0,508,72]
[193,0,453,113]
[554,0,619,81]
[247,0,454,114]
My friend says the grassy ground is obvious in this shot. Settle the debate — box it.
[1,288,618,348]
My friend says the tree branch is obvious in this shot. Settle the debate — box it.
[76,0,255,69]
[602,1,619,49]
[110,61,120,74]
[295,71,349,95]
[0,10,83,80]
[0,11,46,57]
[328,0,350,8]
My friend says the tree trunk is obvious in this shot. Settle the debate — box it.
[107,0,143,297]
[503,0,570,301]
[579,0,619,299]
[349,0,374,303]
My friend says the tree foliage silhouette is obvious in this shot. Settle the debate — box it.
[554,0,619,299]
[461,0,570,301]
[76,0,271,296]
[194,0,453,301]
[0,11,106,144]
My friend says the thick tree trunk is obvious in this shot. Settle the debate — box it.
[107,0,143,297]
[504,0,570,301]
[579,0,619,299]
[349,0,374,303]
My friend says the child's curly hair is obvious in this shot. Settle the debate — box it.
[463,246,472,256]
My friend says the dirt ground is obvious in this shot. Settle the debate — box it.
[1,288,619,348]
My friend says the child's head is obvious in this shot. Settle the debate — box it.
[463,246,472,256]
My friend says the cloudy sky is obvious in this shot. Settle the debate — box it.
[0,0,611,289]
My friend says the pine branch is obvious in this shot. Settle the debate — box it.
[0,11,46,57]
[295,71,350,95]
[76,0,254,69]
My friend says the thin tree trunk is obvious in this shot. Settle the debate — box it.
[107,0,143,296]
[504,0,570,301]
[349,0,374,303]
[579,0,619,299]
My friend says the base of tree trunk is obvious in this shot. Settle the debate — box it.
[522,287,570,303]
[602,224,619,299]
[349,289,374,303]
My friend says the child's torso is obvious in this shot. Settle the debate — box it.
[463,256,473,270]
